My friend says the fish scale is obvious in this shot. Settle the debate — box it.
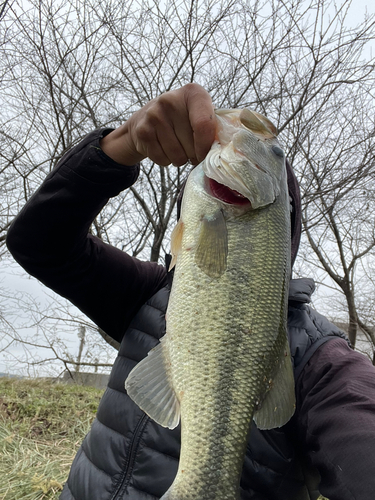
[163,192,288,499]
[125,108,295,500]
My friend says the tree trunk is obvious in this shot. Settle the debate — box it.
[346,292,358,348]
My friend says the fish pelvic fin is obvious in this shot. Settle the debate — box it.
[194,209,228,278]
[169,220,184,271]
[253,338,295,430]
[125,336,180,429]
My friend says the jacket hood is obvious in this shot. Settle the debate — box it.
[288,278,315,303]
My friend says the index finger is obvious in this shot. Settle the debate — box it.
[184,84,216,163]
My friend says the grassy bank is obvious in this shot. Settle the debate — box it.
[0,377,103,499]
[0,377,329,500]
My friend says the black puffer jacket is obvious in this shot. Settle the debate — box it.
[7,129,375,500]
[60,278,347,500]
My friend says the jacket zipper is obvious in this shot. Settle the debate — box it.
[111,412,150,500]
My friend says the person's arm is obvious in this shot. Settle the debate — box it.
[6,128,168,341]
[7,84,216,342]
[295,337,375,500]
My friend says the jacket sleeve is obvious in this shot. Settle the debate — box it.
[6,128,168,343]
[295,337,375,500]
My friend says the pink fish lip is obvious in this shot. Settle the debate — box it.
[207,177,251,206]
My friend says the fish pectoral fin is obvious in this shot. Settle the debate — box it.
[125,336,180,429]
[253,340,295,430]
[169,220,184,271]
[194,210,228,278]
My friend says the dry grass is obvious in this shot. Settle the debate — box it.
[0,377,330,500]
[0,377,103,500]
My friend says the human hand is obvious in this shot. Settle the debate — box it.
[100,83,216,167]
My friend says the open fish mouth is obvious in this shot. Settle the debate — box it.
[202,143,256,205]
[207,176,251,206]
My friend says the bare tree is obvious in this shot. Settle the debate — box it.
[0,285,117,376]
[300,146,375,349]
[1,0,375,371]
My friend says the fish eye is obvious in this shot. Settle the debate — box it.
[271,146,284,158]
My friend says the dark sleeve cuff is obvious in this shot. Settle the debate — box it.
[49,128,140,198]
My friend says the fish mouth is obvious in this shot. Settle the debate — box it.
[207,177,251,206]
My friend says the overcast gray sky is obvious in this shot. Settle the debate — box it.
[1,0,374,376]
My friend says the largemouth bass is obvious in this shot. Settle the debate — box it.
[125,108,295,500]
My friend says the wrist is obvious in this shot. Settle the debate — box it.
[100,123,144,166]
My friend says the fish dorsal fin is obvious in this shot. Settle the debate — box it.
[194,210,228,278]
[125,336,180,429]
[253,339,295,430]
[169,220,184,271]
